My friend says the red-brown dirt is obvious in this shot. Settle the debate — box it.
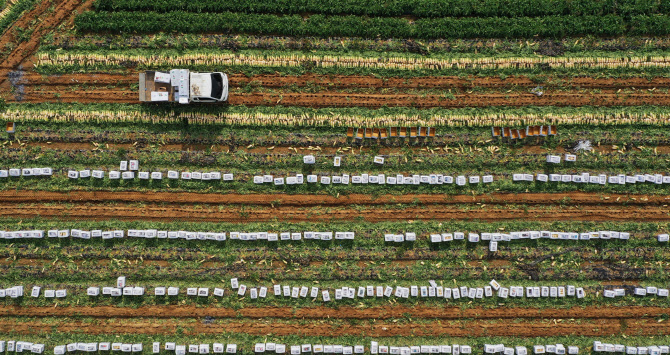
[1,305,667,319]
[13,88,670,107]
[17,73,670,90]
[0,190,665,206]
[1,317,669,337]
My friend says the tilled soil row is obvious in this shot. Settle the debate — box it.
[0,318,668,337]
[0,0,94,87]
[18,73,670,90]
[12,88,670,107]
[0,191,665,206]
[1,203,668,222]
[1,305,667,320]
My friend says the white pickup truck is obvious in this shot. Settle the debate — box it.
[139,69,229,104]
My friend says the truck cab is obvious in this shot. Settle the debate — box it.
[190,72,228,102]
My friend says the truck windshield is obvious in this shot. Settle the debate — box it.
[210,73,223,100]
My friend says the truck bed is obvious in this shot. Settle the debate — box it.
[139,71,175,102]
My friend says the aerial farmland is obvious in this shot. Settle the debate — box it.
[0,0,670,354]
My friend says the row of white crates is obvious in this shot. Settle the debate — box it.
[82,284,585,300]
[485,344,577,355]
[372,343,474,355]
[225,279,587,301]
[593,342,669,355]
[3,229,653,242]
[514,172,670,184]
[0,341,44,354]
[253,174,494,186]
[53,343,238,355]
[0,230,354,241]
[7,167,670,188]
[4,342,591,355]
[602,287,670,298]
[0,286,66,298]
[67,170,234,181]
[426,230,630,243]
[12,340,670,355]
[0,168,52,177]
[12,281,670,301]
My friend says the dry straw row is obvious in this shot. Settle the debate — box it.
[3,110,670,127]
[37,53,670,70]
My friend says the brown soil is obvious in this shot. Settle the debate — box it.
[13,89,670,107]
[1,316,669,337]
[0,202,667,222]
[18,73,670,90]
[2,305,668,320]
[0,191,666,206]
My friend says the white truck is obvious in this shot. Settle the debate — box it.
[139,69,229,104]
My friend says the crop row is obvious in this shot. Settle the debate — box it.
[91,0,670,18]
[4,146,670,173]
[45,34,670,57]
[8,105,670,128]
[36,51,670,74]
[1,248,664,285]
[0,252,657,284]
[14,124,670,149]
[74,12,668,38]
[3,242,666,267]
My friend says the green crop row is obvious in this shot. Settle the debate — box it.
[74,12,668,39]
[42,34,670,57]
[91,0,670,18]
[0,254,663,283]
[10,101,670,129]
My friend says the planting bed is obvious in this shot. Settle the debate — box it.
[1,0,670,353]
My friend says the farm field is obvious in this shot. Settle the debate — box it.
[1,0,670,354]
